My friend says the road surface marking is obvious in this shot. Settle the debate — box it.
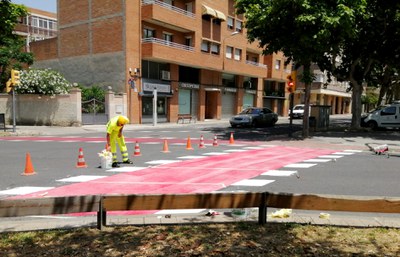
[178,155,207,159]
[319,155,344,158]
[284,163,317,168]
[0,187,54,196]
[303,158,331,163]
[146,160,182,165]
[261,170,298,176]
[57,175,106,183]
[106,167,148,172]
[231,179,275,187]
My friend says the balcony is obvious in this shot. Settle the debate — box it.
[142,37,214,67]
[246,60,267,69]
[141,0,196,32]
[142,37,194,51]
[224,58,267,78]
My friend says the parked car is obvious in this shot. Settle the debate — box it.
[229,107,278,127]
[361,104,400,129]
[288,104,306,119]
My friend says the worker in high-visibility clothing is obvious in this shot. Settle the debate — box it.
[106,115,133,167]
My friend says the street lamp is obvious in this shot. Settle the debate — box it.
[222,31,240,71]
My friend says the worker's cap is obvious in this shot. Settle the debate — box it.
[118,116,129,125]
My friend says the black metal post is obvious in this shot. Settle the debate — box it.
[258,192,268,225]
[288,93,294,137]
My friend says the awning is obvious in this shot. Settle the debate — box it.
[214,10,226,21]
[202,5,225,20]
[202,5,217,17]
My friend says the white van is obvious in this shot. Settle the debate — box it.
[361,103,400,129]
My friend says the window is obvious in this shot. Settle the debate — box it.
[31,17,38,27]
[226,46,233,58]
[185,37,192,47]
[227,17,234,29]
[186,2,193,13]
[211,43,220,54]
[163,33,173,42]
[143,28,155,38]
[234,48,241,60]
[381,106,397,116]
[275,60,281,70]
[235,20,242,32]
[201,41,210,52]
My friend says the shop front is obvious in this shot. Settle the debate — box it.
[140,79,172,124]
[178,82,200,118]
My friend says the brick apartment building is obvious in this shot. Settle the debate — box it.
[29,0,305,124]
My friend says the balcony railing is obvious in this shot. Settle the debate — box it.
[142,37,195,52]
[142,0,195,18]
[246,60,267,68]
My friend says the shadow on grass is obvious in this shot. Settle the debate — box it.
[0,223,398,256]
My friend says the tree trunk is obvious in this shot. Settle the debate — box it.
[350,81,363,130]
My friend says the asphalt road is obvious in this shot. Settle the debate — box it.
[0,116,399,199]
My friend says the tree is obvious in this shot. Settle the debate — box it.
[317,0,400,129]
[236,0,400,132]
[235,0,360,137]
[0,0,34,90]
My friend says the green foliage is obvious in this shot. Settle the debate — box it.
[235,0,400,129]
[16,68,72,95]
[0,0,28,44]
[80,85,105,102]
[361,92,378,105]
[79,85,106,114]
[0,1,34,90]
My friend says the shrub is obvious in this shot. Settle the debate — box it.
[16,68,72,95]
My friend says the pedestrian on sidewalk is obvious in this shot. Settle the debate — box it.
[106,115,133,167]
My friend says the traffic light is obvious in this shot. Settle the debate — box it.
[287,75,295,93]
[5,79,12,93]
[11,69,21,85]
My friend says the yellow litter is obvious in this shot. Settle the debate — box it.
[271,209,292,218]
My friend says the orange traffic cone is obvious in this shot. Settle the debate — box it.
[213,135,219,147]
[133,141,141,157]
[186,136,194,150]
[229,132,235,145]
[76,147,88,168]
[162,139,170,153]
[21,152,36,176]
[199,135,206,148]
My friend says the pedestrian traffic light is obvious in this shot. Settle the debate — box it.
[11,69,21,85]
[287,75,295,93]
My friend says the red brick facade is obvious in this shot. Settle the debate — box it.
[31,0,295,124]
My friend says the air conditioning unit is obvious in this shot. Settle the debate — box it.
[161,70,171,80]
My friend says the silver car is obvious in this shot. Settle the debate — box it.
[230,107,278,127]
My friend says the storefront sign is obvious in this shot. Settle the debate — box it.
[143,82,170,93]
[245,89,256,94]
[179,82,200,90]
[224,87,237,93]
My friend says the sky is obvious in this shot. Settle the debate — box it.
[11,0,57,13]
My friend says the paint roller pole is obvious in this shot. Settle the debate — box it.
[153,89,157,126]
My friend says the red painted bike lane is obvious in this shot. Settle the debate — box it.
[15,146,336,198]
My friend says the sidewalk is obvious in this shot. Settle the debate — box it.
[1,208,399,232]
